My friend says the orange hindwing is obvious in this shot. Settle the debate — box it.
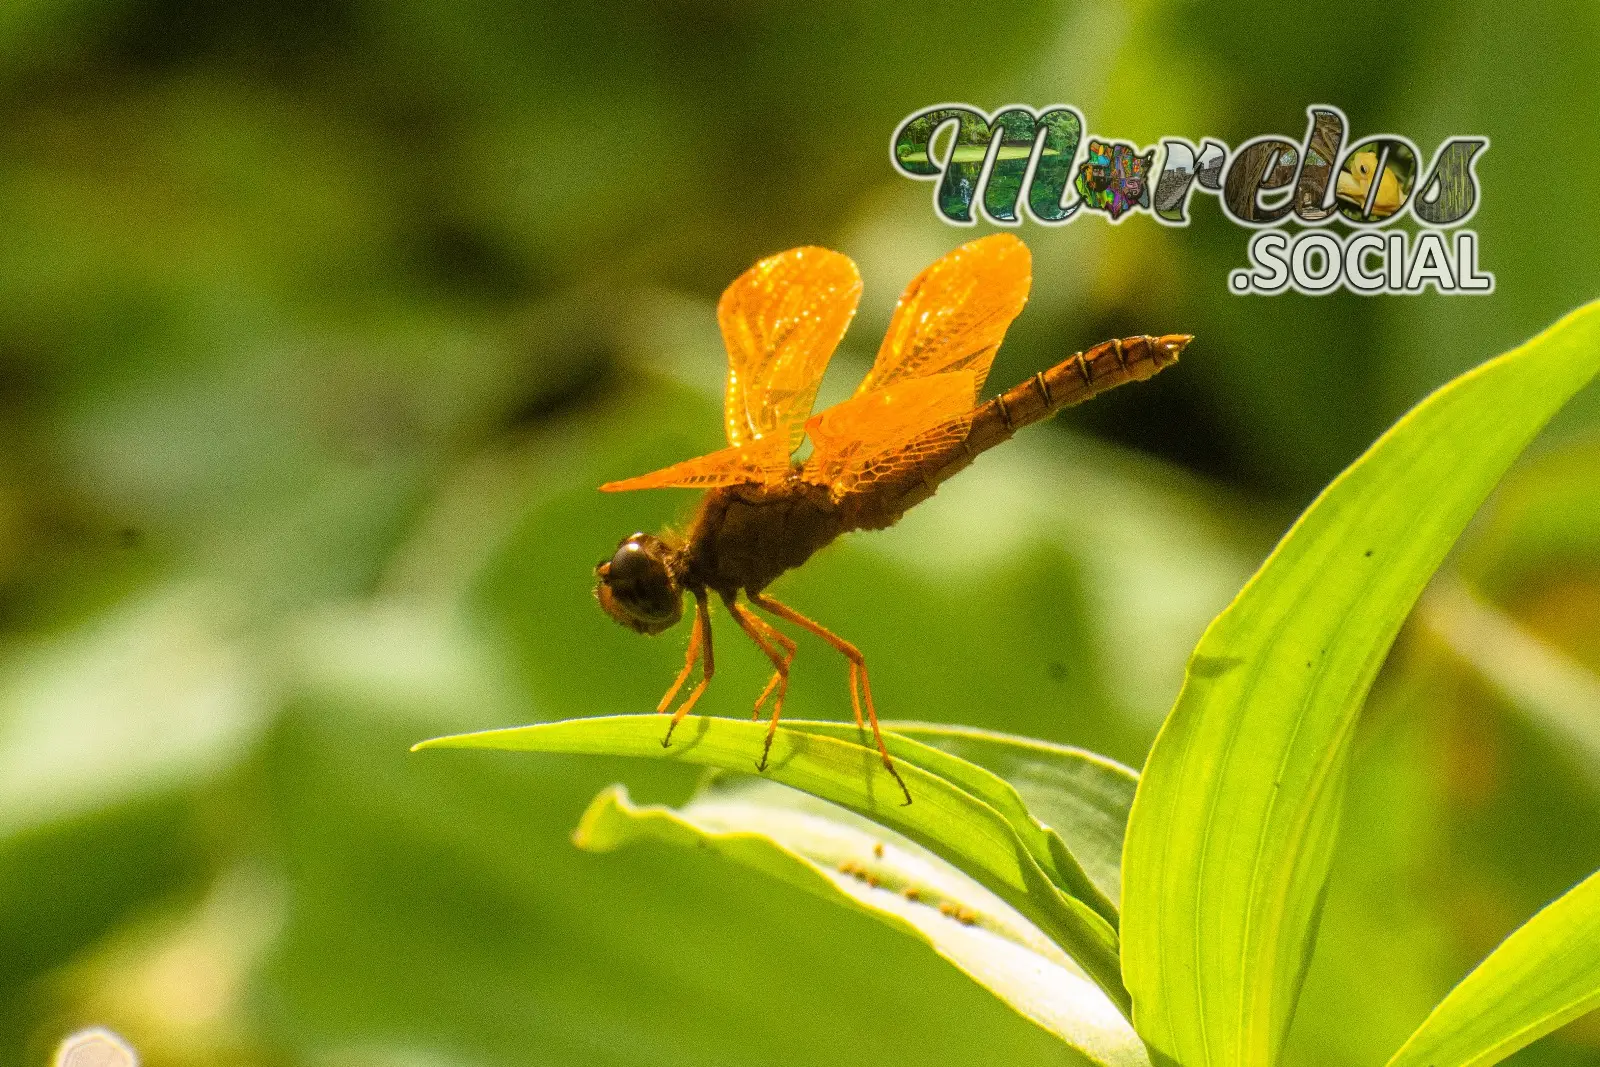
[856,233,1030,401]
[802,233,1031,499]
[802,372,976,499]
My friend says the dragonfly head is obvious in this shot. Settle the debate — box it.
[595,533,683,635]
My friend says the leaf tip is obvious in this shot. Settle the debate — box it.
[410,733,471,752]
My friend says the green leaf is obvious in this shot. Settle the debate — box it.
[575,777,1152,1067]
[1121,301,1600,1067]
[778,719,1121,925]
[885,722,1138,906]
[1386,867,1600,1067]
[414,713,1128,1013]
[275,710,1077,1067]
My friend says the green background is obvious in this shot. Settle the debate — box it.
[0,0,1596,1063]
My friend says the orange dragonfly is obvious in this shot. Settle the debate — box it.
[595,233,1188,804]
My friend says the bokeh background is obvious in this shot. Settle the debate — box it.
[1,0,1598,1064]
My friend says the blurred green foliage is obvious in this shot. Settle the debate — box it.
[0,0,1596,1064]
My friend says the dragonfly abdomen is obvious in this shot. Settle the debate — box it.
[853,334,1191,528]
[974,333,1190,451]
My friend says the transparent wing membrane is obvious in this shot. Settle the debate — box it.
[603,246,861,493]
[857,233,1031,400]
[804,372,976,498]
[599,446,776,492]
[720,246,862,456]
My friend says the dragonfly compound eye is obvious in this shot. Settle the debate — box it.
[595,534,683,635]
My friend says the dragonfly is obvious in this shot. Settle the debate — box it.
[595,233,1189,804]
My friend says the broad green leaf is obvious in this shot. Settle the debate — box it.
[415,713,1128,1013]
[1121,301,1600,1067]
[575,777,1152,1067]
[887,722,1138,905]
[272,710,1078,1067]
[1386,868,1600,1067]
[779,719,1120,925]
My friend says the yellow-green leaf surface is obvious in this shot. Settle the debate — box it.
[415,713,1127,1012]
[576,777,1152,1067]
[1121,302,1600,1067]
[887,722,1138,906]
[1386,868,1600,1067]
[780,719,1121,924]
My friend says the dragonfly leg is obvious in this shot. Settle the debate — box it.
[747,611,797,719]
[656,601,703,714]
[749,594,912,806]
[726,599,796,770]
[662,593,714,748]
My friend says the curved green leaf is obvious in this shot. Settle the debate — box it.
[1386,868,1600,1067]
[779,719,1120,924]
[414,713,1127,1013]
[1121,301,1600,1067]
[575,778,1152,1067]
[886,722,1138,906]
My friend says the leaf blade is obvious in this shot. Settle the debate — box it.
[575,779,1154,1067]
[885,722,1138,906]
[780,719,1122,924]
[1386,868,1600,1067]
[1121,301,1600,1067]
[415,713,1128,1012]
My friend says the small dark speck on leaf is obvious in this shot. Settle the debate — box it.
[1046,661,1069,683]
[117,527,143,549]
[1364,549,1373,557]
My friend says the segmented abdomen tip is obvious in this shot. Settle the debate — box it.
[1156,334,1193,363]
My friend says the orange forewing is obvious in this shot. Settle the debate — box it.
[599,446,773,493]
[856,233,1030,401]
[803,371,976,499]
[720,246,862,461]
[602,246,860,493]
